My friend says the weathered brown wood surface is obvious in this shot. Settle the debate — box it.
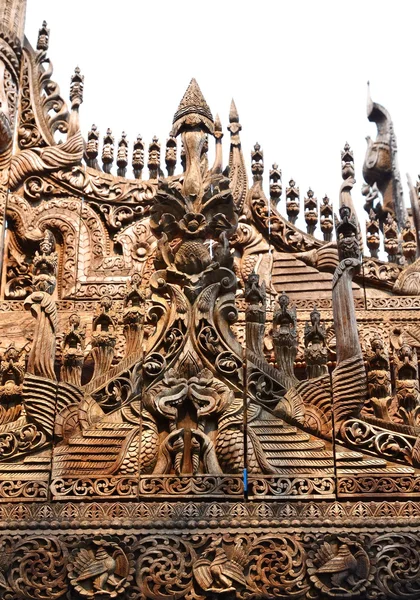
[0,1,420,598]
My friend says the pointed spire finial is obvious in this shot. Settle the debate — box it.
[132,135,144,179]
[117,132,128,177]
[171,78,214,137]
[70,66,84,109]
[37,20,50,51]
[229,99,239,123]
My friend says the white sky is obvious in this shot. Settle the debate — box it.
[24,0,420,239]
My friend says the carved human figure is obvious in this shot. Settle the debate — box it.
[123,273,146,357]
[320,195,333,242]
[401,219,417,265]
[244,272,266,355]
[304,306,328,379]
[365,335,392,420]
[24,291,58,381]
[32,231,58,295]
[61,313,86,387]
[393,342,420,426]
[383,214,400,263]
[272,292,298,389]
[90,296,117,381]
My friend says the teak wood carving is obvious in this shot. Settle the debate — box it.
[1,2,420,598]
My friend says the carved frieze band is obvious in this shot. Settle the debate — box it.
[0,529,416,599]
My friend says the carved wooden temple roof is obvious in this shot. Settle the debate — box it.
[1,2,420,599]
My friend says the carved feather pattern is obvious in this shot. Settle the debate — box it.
[216,396,243,473]
[23,373,57,437]
[9,132,84,190]
[332,355,367,427]
[140,416,159,474]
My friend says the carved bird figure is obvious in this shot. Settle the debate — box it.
[74,546,126,594]
[316,543,363,589]
[193,538,247,594]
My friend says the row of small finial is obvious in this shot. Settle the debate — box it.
[251,143,333,241]
[365,209,416,264]
[84,128,182,179]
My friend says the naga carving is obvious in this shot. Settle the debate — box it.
[363,84,406,230]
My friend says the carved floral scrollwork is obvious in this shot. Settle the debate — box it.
[340,418,415,465]
[369,533,420,599]
[244,535,308,599]
[93,202,145,231]
[8,535,68,599]
[248,369,284,406]
[134,535,196,599]
[0,423,45,459]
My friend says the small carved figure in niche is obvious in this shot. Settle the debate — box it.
[32,230,58,294]
[272,292,298,388]
[304,306,328,379]
[0,343,25,403]
[61,313,86,387]
[123,273,147,357]
[365,335,392,420]
[90,296,117,380]
[193,538,248,595]
[393,342,420,426]
[69,541,131,598]
[244,272,266,355]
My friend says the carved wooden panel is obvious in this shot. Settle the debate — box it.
[0,6,419,597]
